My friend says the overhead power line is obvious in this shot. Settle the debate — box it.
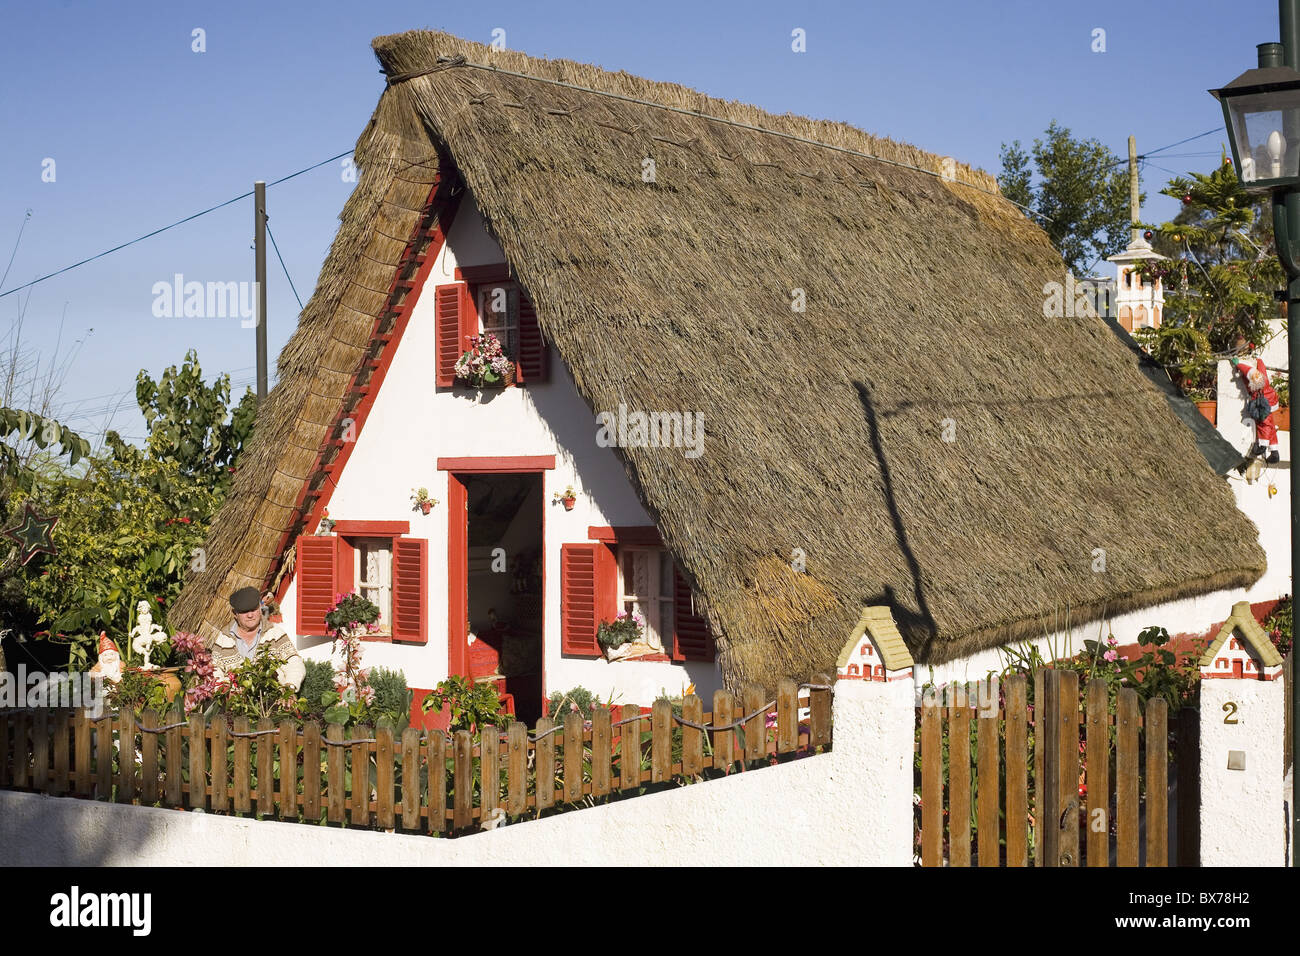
[0,150,353,300]
[265,221,303,311]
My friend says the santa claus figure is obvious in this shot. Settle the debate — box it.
[1236,355,1281,464]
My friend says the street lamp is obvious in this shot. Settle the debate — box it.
[1211,48,1300,189]
[1214,30,1300,867]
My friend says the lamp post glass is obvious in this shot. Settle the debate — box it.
[1230,93,1300,182]
[1212,68,1300,190]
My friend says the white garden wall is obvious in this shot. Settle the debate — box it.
[0,680,912,867]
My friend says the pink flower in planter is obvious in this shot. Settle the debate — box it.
[1104,650,1118,663]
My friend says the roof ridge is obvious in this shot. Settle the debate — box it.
[371,29,1007,199]
[383,52,1027,212]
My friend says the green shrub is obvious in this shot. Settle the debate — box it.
[369,666,411,730]
[422,674,510,733]
[547,685,598,722]
[300,659,336,719]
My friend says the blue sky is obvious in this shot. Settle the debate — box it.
[0,0,1279,443]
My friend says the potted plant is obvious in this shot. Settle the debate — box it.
[454,332,515,389]
[411,487,438,514]
[552,485,578,511]
[317,508,335,534]
[597,611,645,659]
[1185,385,1216,425]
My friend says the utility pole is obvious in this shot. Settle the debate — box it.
[254,181,268,405]
[1128,135,1140,245]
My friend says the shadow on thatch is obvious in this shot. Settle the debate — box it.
[853,381,939,659]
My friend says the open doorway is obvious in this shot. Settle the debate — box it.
[461,472,544,724]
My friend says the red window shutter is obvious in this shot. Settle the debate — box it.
[561,542,615,656]
[672,566,714,662]
[391,537,428,644]
[459,284,479,350]
[435,282,467,388]
[296,535,339,636]
[516,292,548,384]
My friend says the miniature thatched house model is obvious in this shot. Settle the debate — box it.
[172,30,1266,714]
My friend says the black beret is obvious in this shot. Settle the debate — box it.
[229,587,262,613]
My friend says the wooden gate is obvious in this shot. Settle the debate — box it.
[917,669,1199,866]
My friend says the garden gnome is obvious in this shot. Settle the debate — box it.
[210,586,305,690]
[88,632,123,684]
[1235,353,1281,463]
[130,599,167,670]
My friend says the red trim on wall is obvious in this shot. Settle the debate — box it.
[455,263,511,283]
[587,526,663,545]
[447,473,469,679]
[268,173,463,607]
[332,520,411,536]
[437,455,556,473]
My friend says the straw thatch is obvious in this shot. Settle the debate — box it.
[172,30,1266,685]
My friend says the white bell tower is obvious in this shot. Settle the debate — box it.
[1107,136,1165,333]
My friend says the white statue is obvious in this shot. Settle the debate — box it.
[130,600,167,670]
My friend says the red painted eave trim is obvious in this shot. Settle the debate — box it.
[331,520,411,536]
[437,455,555,473]
[455,263,511,283]
[266,172,462,605]
[587,525,663,545]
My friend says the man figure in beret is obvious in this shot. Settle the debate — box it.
[210,586,305,691]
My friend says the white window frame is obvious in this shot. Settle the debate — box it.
[476,282,519,363]
[352,536,393,636]
[617,546,674,654]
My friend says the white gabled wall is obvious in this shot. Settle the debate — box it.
[279,195,722,706]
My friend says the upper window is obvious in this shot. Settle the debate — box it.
[475,282,520,363]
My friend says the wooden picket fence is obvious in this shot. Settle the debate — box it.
[0,677,832,834]
[917,669,1198,867]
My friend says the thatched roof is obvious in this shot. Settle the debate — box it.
[172,29,1266,685]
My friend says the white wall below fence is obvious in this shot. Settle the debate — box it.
[1198,678,1286,867]
[0,681,914,867]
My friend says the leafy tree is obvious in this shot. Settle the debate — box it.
[999,120,1137,276]
[2,350,256,668]
[107,348,256,496]
[1132,155,1284,399]
[13,451,219,669]
[0,408,90,496]
[0,409,91,590]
